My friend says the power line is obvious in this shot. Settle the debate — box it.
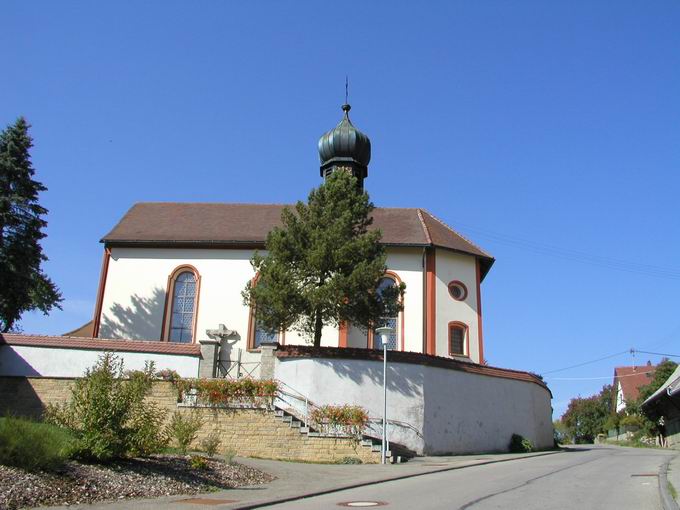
[633,349,680,359]
[546,370,654,381]
[541,350,630,375]
[454,222,680,280]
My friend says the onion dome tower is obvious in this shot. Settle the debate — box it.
[318,104,371,189]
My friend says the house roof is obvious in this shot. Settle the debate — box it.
[102,203,495,278]
[613,364,655,403]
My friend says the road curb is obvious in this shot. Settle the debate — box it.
[660,454,680,510]
[232,450,562,509]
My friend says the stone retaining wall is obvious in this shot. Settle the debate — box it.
[0,376,379,463]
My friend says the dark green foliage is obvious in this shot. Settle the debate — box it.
[0,416,74,471]
[0,117,62,332]
[508,433,533,453]
[638,359,677,403]
[167,411,203,455]
[45,354,168,462]
[189,454,208,470]
[630,359,678,436]
[561,384,613,443]
[242,171,405,346]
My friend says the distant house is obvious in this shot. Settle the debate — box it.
[613,362,655,412]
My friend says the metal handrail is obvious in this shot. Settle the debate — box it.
[274,379,422,442]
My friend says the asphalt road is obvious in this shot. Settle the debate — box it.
[265,445,676,510]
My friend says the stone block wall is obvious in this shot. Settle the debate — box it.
[0,376,379,463]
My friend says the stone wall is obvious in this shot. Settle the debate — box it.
[0,376,379,463]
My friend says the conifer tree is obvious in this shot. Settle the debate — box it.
[0,117,62,332]
[243,171,404,347]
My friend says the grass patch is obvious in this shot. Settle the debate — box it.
[669,481,677,501]
[0,416,74,471]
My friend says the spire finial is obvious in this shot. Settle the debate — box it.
[342,76,351,115]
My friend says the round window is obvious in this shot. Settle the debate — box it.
[448,281,468,301]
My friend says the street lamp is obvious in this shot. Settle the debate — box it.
[375,325,394,465]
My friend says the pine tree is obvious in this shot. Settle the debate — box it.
[0,117,62,332]
[242,171,404,347]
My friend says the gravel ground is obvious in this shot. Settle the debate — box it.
[0,455,274,510]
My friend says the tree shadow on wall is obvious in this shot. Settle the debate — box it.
[99,287,166,341]
[316,356,423,399]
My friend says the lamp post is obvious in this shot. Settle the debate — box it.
[375,325,394,465]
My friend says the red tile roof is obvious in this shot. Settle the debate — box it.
[0,333,201,356]
[276,345,550,393]
[614,364,655,403]
[102,203,494,277]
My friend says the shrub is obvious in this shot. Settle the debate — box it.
[45,353,168,462]
[509,433,533,453]
[167,411,203,455]
[310,405,369,436]
[223,448,236,464]
[157,369,181,382]
[189,454,208,470]
[621,414,646,431]
[0,416,74,471]
[336,456,362,464]
[200,431,222,458]
[175,378,278,407]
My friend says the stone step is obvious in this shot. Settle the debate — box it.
[282,415,293,423]
[273,410,284,418]
[360,439,374,447]
[290,420,302,428]
[299,426,310,434]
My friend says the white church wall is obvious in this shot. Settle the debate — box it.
[0,344,199,378]
[385,248,424,353]
[273,353,553,454]
[434,249,481,362]
[100,246,427,356]
[101,247,260,366]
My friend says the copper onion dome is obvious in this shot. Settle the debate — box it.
[318,104,371,186]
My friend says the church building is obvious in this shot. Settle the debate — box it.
[2,103,554,457]
[89,103,494,368]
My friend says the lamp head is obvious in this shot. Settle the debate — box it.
[375,326,395,348]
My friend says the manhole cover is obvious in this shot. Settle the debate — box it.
[337,502,388,507]
[177,498,239,505]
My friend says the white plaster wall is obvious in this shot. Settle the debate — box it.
[0,345,199,378]
[274,356,553,455]
[423,366,554,454]
[101,247,426,361]
[434,250,481,362]
[275,357,426,452]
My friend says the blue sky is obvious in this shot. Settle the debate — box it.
[3,1,679,417]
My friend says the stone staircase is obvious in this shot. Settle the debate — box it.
[272,408,411,464]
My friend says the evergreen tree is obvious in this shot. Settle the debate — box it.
[243,171,404,347]
[0,117,62,332]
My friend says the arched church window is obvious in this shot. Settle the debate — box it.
[163,266,200,343]
[248,277,280,349]
[449,322,468,356]
[374,276,399,350]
